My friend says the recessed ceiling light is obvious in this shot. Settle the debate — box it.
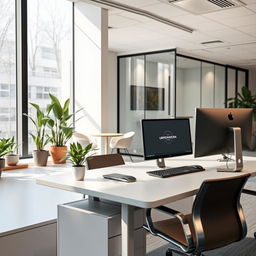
[201,40,224,45]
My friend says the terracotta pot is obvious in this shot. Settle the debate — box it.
[0,158,5,178]
[32,150,49,166]
[49,146,67,164]
[5,154,19,166]
[73,165,86,181]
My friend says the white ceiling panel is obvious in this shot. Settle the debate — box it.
[172,14,214,27]
[203,7,255,21]
[108,0,159,8]
[237,24,256,35]
[109,14,141,28]
[242,0,256,4]
[106,0,256,67]
[141,3,190,18]
[216,14,256,27]
[204,28,256,44]
[246,3,256,11]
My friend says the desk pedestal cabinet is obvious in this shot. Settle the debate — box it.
[58,199,146,256]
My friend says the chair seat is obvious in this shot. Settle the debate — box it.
[154,214,196,246]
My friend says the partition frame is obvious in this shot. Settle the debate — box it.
[117,48,176,157]
[117,50,249,157]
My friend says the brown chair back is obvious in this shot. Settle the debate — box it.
[192,173,250,252]
[87,154,125,170]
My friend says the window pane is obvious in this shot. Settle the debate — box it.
[0,0,16,139]
[28,0,73,153]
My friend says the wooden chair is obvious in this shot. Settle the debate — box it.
[144,174,250,256]
[86,153,125,201]
[87,153,125,170]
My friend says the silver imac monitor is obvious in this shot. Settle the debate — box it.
[194,108,253,172]
[141,119,193,168]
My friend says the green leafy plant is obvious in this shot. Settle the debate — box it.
[0,138,14,158]
[47,94,75,147]
[24,103,51,150]
[63,142,95,166]
[6,136,18,154]
[228,86,256,121]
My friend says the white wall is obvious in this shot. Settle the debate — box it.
[104,51,118,132]
[74,2,108,153]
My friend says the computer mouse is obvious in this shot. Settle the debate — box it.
[121,176,136,183]
[191,165,205,170]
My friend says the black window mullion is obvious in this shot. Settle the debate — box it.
[16,0,28,157]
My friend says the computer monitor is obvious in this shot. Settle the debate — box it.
[141,119,192,168]
[195,108,253,172]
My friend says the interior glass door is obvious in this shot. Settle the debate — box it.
[144,51,175,120]
[119,55,145,155]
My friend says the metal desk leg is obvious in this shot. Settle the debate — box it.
[242,189,256,238]
[122,204,135,256]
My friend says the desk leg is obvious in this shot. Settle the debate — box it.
[122,204,135,256]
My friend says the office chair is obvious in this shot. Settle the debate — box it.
[86,153,125,170]
[109,131,135,162]
[144,174,250,256]
[86,153,125,201]
[73,132,97,149]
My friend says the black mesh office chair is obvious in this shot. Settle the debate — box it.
[144,174,250,256]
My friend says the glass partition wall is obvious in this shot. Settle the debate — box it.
[118,50,248,156]
[119,50,176,155]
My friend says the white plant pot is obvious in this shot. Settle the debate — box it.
[73,166,86,181]
[5,154,19,166]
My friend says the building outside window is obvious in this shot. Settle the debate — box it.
[0,0,16,139]
[27,0,73,153]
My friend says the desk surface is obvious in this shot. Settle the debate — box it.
[37,155,256,209]
[0,165,81,237]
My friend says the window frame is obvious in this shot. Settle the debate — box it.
[14,0,75,158]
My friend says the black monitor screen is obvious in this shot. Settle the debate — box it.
[142,119,193,160]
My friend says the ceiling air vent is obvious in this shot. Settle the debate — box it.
[163,0,245,14]
[208,0,235,8]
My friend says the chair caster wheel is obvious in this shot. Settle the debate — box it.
[166,248,173,256]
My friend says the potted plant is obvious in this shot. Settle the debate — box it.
[47,94,76,164]
[5,136,19,166]
[24,103,51,166]
[228,86,256,149]
[228,86,256,122]
[0,137,14,177]
[63,142,94,181]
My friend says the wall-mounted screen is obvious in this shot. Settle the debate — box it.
[130,85,164,111]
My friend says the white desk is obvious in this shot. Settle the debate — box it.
[36,155,256,256]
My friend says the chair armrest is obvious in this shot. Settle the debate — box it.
[144,206,194,250]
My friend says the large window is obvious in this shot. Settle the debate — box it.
[0,0,16,139]
[27,0,73,153]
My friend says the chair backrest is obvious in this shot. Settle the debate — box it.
[86,154,125,170]
[73,132,93,148]
[192,174,250,252]
[115,131,135,149]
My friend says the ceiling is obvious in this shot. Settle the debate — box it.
[106,0,256,68]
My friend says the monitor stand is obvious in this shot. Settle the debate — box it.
[156,158,166,168]
[217,127,243,172]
